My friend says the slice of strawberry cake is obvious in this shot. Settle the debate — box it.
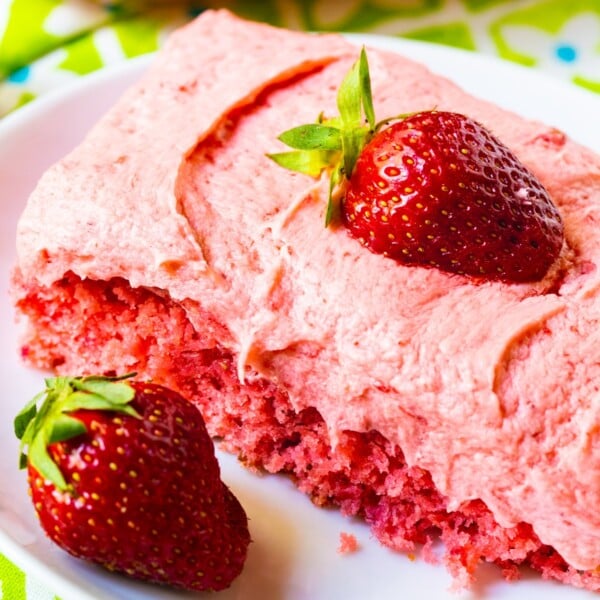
[11,9,600,592]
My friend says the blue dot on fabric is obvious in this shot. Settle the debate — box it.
[555,43,578,63]
[8,65,30,83]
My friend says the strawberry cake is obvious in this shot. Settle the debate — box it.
[11,9,600,592]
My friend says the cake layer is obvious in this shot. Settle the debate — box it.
[12,8,600,580]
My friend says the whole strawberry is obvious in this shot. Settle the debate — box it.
[342,110,564,281]
[14,375,250,592]
[269,48,564,283]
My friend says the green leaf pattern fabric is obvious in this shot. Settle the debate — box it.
[0,0,599,117]
[0,0,598,597]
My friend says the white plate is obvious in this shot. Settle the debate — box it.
[1,35,599,600]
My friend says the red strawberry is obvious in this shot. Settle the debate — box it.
[14,375,250,592]
[269,48,564,283]
[342,110,564,282]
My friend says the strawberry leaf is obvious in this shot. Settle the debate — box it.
[336,46,375,177]
[269,47,379,225]
[30,432,67,490]
[49,415,87,444]
[15,374,140,490]
[14,391,43,439]
[62,391,139,417]
[73,377,136,405]
[18,419,36,469]
[267,150,338,177]
[325,164,343,227]
[73,372,137,401]
[278,124,342,151]
[340,127,367,179]
[337,53,362,129]
[358,47,375,130]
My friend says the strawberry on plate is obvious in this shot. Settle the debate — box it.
[269,48,564,283]
[14,374,250,592]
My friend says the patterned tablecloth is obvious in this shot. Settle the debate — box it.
[0,0,598,598]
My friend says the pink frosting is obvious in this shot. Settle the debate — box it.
[15,10,600,569]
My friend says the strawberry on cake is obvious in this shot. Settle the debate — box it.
[11,9,600,592]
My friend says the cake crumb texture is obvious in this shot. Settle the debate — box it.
[338,533,360,555]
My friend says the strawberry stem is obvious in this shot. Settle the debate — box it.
[14,373,139,490]
[268,46,379,225]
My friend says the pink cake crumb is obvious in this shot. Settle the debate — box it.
[338,532,360,555]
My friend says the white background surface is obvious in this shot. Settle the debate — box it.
[1,36,599,599]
